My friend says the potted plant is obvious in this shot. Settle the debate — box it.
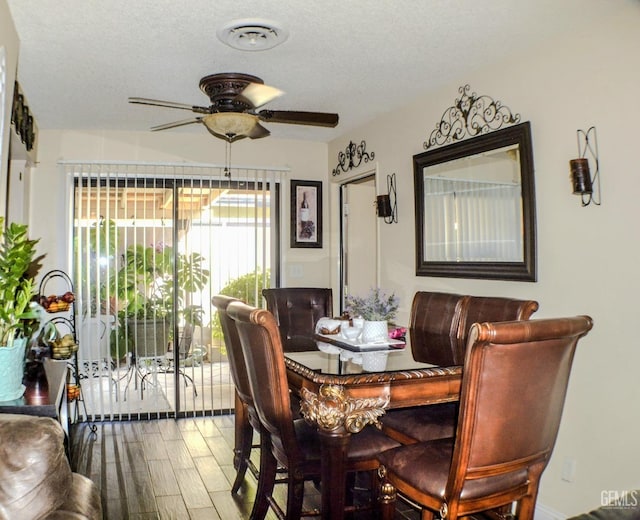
[110,241,210,359]
[0,217,43,400]
[210,268,270,355]
[345,288,399,343]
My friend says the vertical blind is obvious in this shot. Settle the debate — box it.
[424,178,522,262]
[62,161,284,421]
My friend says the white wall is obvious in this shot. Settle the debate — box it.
[0,0,19,218]
[328,3,640,517]
[29,129,331,290]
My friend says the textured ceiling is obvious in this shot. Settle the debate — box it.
[7,0,619,143]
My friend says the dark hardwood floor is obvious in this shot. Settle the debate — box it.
[70,416,421,519]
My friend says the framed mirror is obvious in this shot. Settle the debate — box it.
[414,122,536,281]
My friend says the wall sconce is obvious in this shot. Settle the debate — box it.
[376,173,398,223]
[569,126,600,206]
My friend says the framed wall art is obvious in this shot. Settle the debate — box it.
[290,179,322,248]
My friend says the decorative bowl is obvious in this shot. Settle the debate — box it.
[341,326,361,340]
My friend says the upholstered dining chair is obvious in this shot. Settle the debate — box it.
[262,287,333,352]
[456,295,539,363]
[377,315,593,520]
[381,291,466,445]
[227,300,399,520]
[408,291,467,366]
[212,295,260,496]
[382,293,539,445]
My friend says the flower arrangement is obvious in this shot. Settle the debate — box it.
[345,288,399,323]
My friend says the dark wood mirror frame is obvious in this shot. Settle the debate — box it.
[414,121,537,281]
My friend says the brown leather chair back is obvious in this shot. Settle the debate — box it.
[449,316,593,505]
[262,287,333,352]
[212,295,253,407]
[454,295,539,364]
[409,291,466,365]
[227,301,302,463]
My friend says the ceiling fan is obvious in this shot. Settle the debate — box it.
[129,72,339,143]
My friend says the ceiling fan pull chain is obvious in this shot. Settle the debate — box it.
[224,141,232,178]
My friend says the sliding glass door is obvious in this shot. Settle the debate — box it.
[68,162,281,420]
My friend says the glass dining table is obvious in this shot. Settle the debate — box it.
[284,334,462,520]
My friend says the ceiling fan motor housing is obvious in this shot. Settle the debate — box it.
[199,73,263,112]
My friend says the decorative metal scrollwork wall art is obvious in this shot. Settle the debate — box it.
[332,140,375,176]
[11,82,36,151]
[424,85,520,150]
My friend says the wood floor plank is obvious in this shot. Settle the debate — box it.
[139,420,162,434]
[181,429,212,458]
[188,506,222,520]
[104,462,128,503]
[148,459,180,496]
[174,467,214,509]
[221,464,241,489]
[209,490,251,519]
[103,429,120,464]
[119,441,147,473]
[165,439,197,470]
[157,419,183,440]
[216,421,236,447]
[117,421,144,442]
[177,418,200,431]
[125,471,158,514]
[194,417,222,438]
[129,513,160,520]
[104,498,130,520]
[156,494,189,519]
[205,435,235,466]
[193,455,233,492]
[142,432,170,460]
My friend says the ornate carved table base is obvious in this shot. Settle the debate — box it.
[300,384,389,520]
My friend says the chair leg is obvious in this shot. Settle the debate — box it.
[420,509,436,520]
[249,432,277,520]
[515,494,536,520]
[285,474,305,520]
[232,417,255,494]
[346,472,356,506]
[378,467,397,520]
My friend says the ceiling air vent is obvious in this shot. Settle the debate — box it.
[217,19,288,51]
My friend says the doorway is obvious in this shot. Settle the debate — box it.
[340,174,378,311]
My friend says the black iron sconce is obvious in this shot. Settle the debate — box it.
[569,126,600,206]
[376,173,398,224]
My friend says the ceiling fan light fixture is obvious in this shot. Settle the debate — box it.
[203,112,258,138]
[217,19,288,51]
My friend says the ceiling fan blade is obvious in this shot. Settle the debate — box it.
[247,122,271,139]
[258,110,339,127]
[150,118,202,131]
[129,97,210,114]
[238,82,284,109]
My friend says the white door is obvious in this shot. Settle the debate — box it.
[341,175,378,311]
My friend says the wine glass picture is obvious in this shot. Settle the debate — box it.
[290,180,322,248]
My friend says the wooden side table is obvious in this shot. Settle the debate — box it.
[0,358,69,433]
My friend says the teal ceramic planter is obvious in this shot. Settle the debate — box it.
[0,337,27,401]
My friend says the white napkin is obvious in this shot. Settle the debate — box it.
[315,317,342,334]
